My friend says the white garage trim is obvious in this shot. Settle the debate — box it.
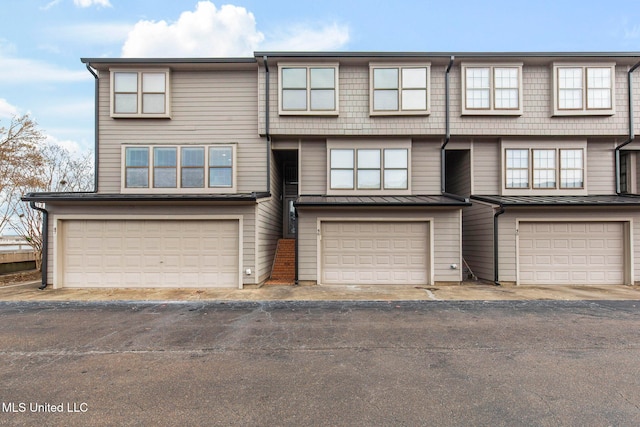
[316,217,434,285]
[52,214,244,289]
[515,218,633,285]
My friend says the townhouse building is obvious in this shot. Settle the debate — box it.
[24,52,640,289]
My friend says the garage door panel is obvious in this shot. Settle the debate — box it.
[61,219,239,288]
[321,221,429,285]
[519,221,624,285]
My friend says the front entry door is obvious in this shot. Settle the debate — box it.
[284,196,297,238]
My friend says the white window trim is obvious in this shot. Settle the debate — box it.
[461,62,523,116]
[110,68,171,118]
[500,140,587,196]
[278,63,340,116]
[121,143,237,194]
[369,63,431,116]
[326,139,412,196]
[552,62,616,116]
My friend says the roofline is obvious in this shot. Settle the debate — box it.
[295,197,470,207]
[255,51,640,59]
[471,195,640,207]
[22,192,269,203]
[81,57,257,65]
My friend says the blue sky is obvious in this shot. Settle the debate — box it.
[1,0,640,154]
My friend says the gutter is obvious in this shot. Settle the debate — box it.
[441,56,455,194]
[263,56,271,194]
[85,63,99,193]
[493,205,505,286]
[29,202,48,290]
[616,60,640,194]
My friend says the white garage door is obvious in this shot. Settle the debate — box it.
[60,219,239,288]
[321,221,429,285]
[518,221,624,285]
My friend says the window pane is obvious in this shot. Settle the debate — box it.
[506,149,528,168]
[310,68,334,89]
[384,170,408,189]
[282,68,307,88]
[115,93,137,113]
[466,68,489,89]
[142,73,165,92]
[181,147,205,167]
[402,89,427,110]
[310,89,335,110]
[506,170,528,188]
[358,150,380,168]
[357,170,381,189]
[374,68,398,89]
[331,149,354,168]
[402,68,426,89]
[182,168,204,188]
[126,168,148,188]
[114,72,137,92]
[210,147,233,167]
[154,147,177,167]
[385,149,408,168]
[494,68,518,89]
[588,88,611,109]
[533,150,555,169]
[209,168,232,187]
[561,169,583,188]
[561,149,583,168]
[154,168,177,188]
[282,89,307,110]
[331,170,354,189]
[142,94,165,114]
[126,147,149,166]
[466,89,489,109]
[495,89,518,109]
[587,68,610,89]
[374,90,399,110]
[559,89,583,109]
[533,170,556,188]
[559,68,582,89]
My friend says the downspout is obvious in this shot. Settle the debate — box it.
[441,56,455,194]
[493,205,505,286]
[85,63,99,193]
[615,60,640,194]
[29,202,48,290]
[263,56,271,194]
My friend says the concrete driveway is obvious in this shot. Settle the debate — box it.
[1,279,640,301]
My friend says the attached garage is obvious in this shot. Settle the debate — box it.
[57,219,241,288]
[518,221,625,285]
[320,221,430,285]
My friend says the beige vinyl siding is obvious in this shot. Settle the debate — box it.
[495,208,640,284]
[97,69,265,194]
[462,201,495,281]
[587,140,616,194]
[259,64,447,137]
[297,208,463,283]
[256,150,283,283]
[44,203,257,286]
[300,140,326,195]
[472,140,501,195]
[412,140,441,194]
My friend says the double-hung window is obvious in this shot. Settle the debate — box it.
[370,64,430,115]
[505,148,584,190]
[123,144,236,193]
[111,69,171,118]
[279,64,338,115]
[553,64,615,115]
[462,63,522,115]
[330,147,409,191]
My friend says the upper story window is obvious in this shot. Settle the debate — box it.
[111,69,171,118]
[329,148,409,191]
[369,63,430,115]
[122,144,236,193]
[504,148,584,191]
[279,64,339,115]
[461,63,523,115]
[553,63,615,116]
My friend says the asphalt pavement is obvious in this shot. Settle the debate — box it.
[1,300,639,426]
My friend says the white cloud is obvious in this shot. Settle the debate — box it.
[52,22,133,45]
[73,0,112,8]
[0,99,20,118]
[40,0,62,11]
[261,22,350,51]
[122,2,264,57]
[45,134,84,156]
[0,55,89,84]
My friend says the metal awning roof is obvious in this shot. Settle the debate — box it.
[22,192,269,203]
[471,195,640,207]
[295,195,470,207]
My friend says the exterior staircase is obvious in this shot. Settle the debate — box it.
[265,239,296,285]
